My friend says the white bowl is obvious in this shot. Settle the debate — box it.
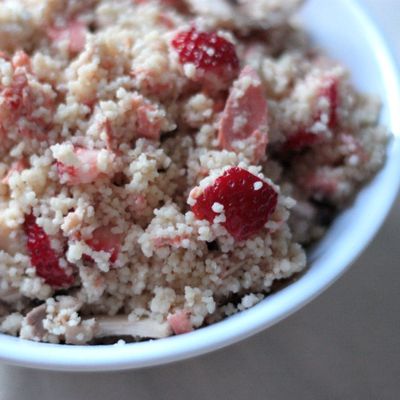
[0,0,399,372]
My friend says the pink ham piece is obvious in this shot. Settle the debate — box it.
[218,66,268,163]
[47,20,87,54]
[136,104,162,140]
[56,148,104,185]
[167,310,193,335]
[1,159,26,185]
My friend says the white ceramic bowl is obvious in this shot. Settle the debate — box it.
[0,0,399,372]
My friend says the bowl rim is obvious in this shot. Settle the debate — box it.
[0,0,399,372]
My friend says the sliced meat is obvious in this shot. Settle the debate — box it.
[23,304,46,340]
[184,0,303,32]
[55,147,112,185]
[218,66,269,163]
[95,316,172,339]
[167,310,193,335]
[0,213,25,255]
[47,20,87,54]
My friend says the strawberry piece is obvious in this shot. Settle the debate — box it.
[319,76,338,129]
[171,27,239,86]
[284,76,339,152]
[85,226,121,263]
[191,167,278,241]
[23,214,74,288]
[301,168,338,199]
[283,130,322,152]
[218,66,268,163]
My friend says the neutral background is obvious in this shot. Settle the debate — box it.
[0,1,399,399]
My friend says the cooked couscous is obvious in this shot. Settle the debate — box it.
[0,0,387,344]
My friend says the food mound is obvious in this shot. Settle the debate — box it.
[0,0,387,344]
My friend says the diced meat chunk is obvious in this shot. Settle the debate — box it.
[23,304,46,340]
[1,159,27,185]
[0,217,25,255]
[218,66,269,163]
[47,20,87,54]
[136,104,162,140]
[95,316,172,339]
[55,147,109,185]
[167,310,193,335]
[183,0,303,31]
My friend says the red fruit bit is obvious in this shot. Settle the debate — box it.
[285,76,339,152]
[167,310,193,335]
[85,226,121,263]
[171,27,239,83]
[191,167,278,241]
[319,76,338,129]
[283,130,322,152]
[23,214,74,288]
[302,169,338,199]
[218,66,269,163]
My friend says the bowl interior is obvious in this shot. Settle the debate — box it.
[0,0,399,371]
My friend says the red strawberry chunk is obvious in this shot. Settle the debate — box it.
[191,167,278,241]
[319,76,338,129]
[171,27,239,86]
[283,130,323,152]
[218,66,269,163]
[85,226,121,263]
[23,214,74,288]
[285,76,339,152]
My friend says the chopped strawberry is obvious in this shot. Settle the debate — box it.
[283,130,322,152]
[23,214,74,288]
[85,226,122,263]
[191,167,278,241]
[167,310,193,335]
[301,168,338,199]
[319,76,338,129]
[284,76,339,152]
[218,66,268,163]
[171,27,239,88]
[56,148,104,185]
[47,20,87,54]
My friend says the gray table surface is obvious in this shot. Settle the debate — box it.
[1,1,399,399]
